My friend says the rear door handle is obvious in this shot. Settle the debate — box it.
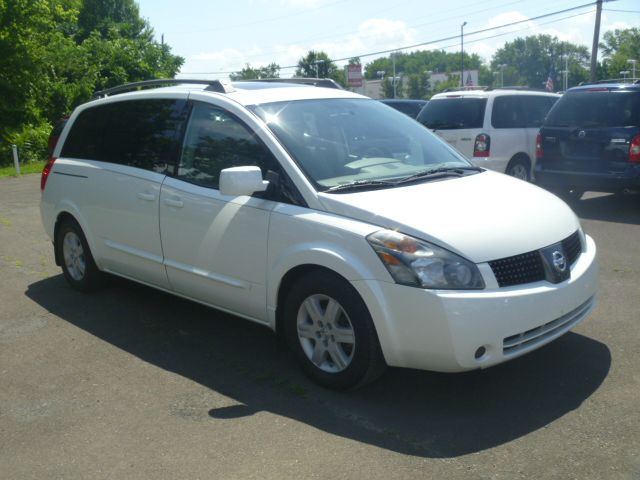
[137,192,156,201]
[164,197,184,208]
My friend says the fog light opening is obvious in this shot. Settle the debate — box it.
[474,346,487,360]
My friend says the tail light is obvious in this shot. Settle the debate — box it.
[41,156,56,191]
[536,133,544,159]
[630,134,640,163]
[473,134,490,157]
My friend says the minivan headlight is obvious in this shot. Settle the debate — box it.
[367,230,485,290]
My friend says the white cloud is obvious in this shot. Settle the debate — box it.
[181,17,419,77]
[178,8,637,78]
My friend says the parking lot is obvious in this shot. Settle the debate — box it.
[1,173,639,479]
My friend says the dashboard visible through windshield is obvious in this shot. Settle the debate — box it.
[250,98,476,191]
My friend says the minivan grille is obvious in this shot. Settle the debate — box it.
[489,231,582,287]
[489,251,545,287]
[561,230,582,266]
[503,296,594,355]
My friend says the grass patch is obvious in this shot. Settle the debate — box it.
[0,160,46,177]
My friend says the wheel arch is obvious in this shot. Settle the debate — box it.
[275,264,355,340]
[506,153,532,179]
[53,209,99,269]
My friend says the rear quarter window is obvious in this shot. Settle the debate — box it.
[491,95,558,129]
[61,99,188,173]
[491,96,526,128]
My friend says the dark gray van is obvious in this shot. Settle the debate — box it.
[535,82,640,198]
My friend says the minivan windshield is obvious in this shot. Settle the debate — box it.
[545,90,640,128]
[250,98,475,191]
[417,97,487,130]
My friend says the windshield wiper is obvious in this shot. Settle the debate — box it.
[396,166,482,184]
[324,179,396,193]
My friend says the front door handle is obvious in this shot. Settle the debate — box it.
[164,197,184,208]
[137,192,156,201]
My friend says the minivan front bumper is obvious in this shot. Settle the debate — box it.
[352,234,598,372]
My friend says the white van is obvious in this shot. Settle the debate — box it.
[40,79,597,389]
[417,89,560,181]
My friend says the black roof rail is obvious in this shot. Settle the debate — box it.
[492,86,547,91]
[577,78,640,86]
[237,77,343,89]
[93,79,235,99]
[442,86,489,92]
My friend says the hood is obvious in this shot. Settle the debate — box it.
[317,171,580,263]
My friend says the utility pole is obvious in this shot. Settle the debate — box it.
[590,0,603,82]
[460,22,467,88]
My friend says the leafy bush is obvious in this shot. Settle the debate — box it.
[0,123,51,167]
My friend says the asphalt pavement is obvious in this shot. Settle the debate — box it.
[1,174,639,479]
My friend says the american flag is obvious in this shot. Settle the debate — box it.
[545,68,555,92]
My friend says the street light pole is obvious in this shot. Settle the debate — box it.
[628,59,637,80]
[499,64,507,87]
[620,70,630,80]
[460,21,467,88]
[392,52,397,98]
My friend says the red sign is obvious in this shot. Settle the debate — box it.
[347,64,363,87]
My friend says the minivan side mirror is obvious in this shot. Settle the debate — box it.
[219,166,269,196]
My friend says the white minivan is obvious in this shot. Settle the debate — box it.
[40,79,598,389]
[417,89,560,181]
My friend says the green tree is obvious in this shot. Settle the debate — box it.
[600,28,640,80]
[77,0,147,41]
[364,50,483,81]
[296,51,333,78]
[430,75,461,96]
[0,0,183,166]
[381,76,404,99]
[229,63,280,80]
[405,73,427,99]
[491,35,589,89]
[295,50,346,86]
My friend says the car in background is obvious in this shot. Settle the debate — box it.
[379,99,428,118]
[417,89,560,181]
[535,81,640,199]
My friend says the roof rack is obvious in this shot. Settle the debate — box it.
[492,86,547,91]
[577,78,640,86]
[442,86,489,92]
[93,79,235,99]
[237,78,343,89]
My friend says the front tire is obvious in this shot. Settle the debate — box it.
[55,218,104,292]
[283,271,386,390]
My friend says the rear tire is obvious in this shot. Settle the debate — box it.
[283,271,386,390]
[55,218,104,292]
[506,157,530,182]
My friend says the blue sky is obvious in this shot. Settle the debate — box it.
[135,0,640,79]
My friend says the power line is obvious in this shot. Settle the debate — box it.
[435,10,594,53]
[602,8,640,13]
[179,1,601,76]
[278,0,529,52]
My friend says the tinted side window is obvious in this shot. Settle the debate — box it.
[521,96,557,128]
[62,99,188,173]
[417,98,487,129]
[177,102,279,189]
[491,96,525,128]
